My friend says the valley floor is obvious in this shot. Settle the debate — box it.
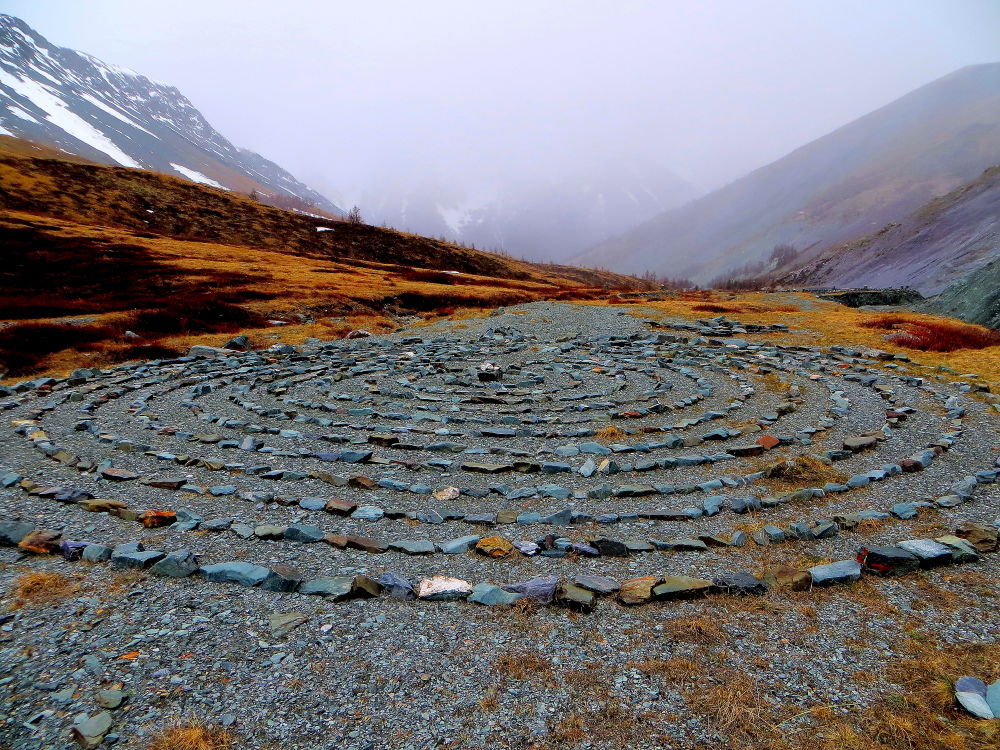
[1,302,998,750]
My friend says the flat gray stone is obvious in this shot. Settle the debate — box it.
[390,539,436,555]
[200,561,270,587]
[897,539,954,567]
[469,582,522,606]
[573,574,619,595]
[284,524,326,543]
[81,544,112,562]
[438,535,481,554]
[0,521,34,546]
[808,559,862,585]
[111,550,165,570]
[299,576,353,598]
[956,692,994,719]
[149,550,198,577]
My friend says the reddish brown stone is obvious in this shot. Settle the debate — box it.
[142,477,187,490]
[138,510,177,528]
[18,529,62,555]
[324,498,357,515]
[617,576,661,605]
[756,434,781,450]
[475,536,514,558]
[954,522,998,552]
[344,535,387,553]
[349,476,377,489]
[81,498,129,513]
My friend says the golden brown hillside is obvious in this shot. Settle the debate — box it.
[0,137,646,378]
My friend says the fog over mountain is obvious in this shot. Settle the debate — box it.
[359,155,699,263]
[3,0,999,262]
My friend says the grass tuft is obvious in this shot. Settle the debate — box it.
[146,718,234,750]
[595,425,627,443]
[11,570,78,608]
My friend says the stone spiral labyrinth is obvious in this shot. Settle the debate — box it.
[1,303,998,611]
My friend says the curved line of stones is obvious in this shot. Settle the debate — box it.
[102,335,935,477]
[50,364,929,514]
[22,410,951,531]
[9,351,960,532]
[4,429,991,565]
[68,358,883,488]
[0,332,984,532]
[4,407,986,564]
[1,481,996,611]
[2,325,994,608]
[125,353,728,441]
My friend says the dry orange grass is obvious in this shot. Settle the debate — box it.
[758,371,793,394]
[595,425,628,443]
[688,672,778,742]
[756,454,848,491]
[0,208,649,381]
[662,615,728,643]
[11,570,78,608]
[805,639,1000,750]
[630,656,701,684]
[493,650,552,682]
[146,719,234,750]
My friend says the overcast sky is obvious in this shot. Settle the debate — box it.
[5,0,999,201]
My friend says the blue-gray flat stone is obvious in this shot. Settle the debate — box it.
[438,535,481,554]
[300,576,353,598]
[111,550,165,570]
[956,691,994,719]
[390,539,436,555]
[808,560,861,585]
[986,680,1000,717]
[469,582,522,606]
[284,524,325,543]
[149,550,198,577]
[200,561,270,587]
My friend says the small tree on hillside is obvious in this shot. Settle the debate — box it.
[347,205,364,224]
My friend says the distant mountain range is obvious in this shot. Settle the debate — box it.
[361,159,699,264]
[575,63,1000,284]
[0,14,342,215]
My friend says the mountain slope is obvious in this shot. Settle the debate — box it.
[775,165,1000,295]
[0,14,342,215]
[922,254,1000,330]
[362,159,699,263]
[575,63,1000,282]
[0,138,645,377]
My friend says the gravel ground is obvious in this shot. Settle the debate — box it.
[1,301,998,750]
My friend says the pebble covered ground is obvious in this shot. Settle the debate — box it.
[1,301,998,750]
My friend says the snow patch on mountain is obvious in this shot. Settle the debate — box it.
[0,67,140,166]
[169,162,226,189]
[0,13,342,215]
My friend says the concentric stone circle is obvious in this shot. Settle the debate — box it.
[1,303,998,611]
